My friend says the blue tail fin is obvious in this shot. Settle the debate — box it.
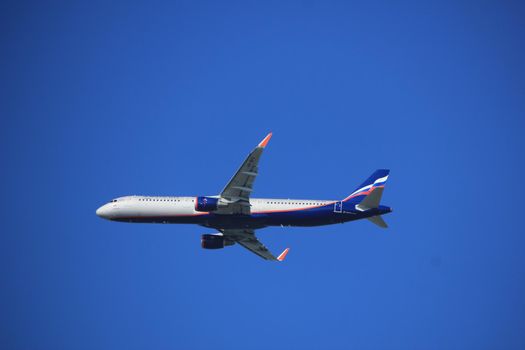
[342,169,390,203]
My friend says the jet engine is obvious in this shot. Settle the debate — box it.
[201,234,234,249]
[195,196,219,212]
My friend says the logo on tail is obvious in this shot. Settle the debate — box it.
[342,169,390,202]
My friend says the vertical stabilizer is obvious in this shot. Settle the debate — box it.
[342,169,389,203]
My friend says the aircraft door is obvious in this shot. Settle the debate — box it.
[334,201,342,213]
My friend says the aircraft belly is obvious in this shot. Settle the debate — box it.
[112,207,360,228]
[255,207,345,227]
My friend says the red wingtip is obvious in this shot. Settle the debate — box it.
[258,132,273,148]
[277,248,290,261]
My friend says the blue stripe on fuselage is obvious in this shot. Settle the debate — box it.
[112,204,392,229]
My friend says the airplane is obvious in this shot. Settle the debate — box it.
[96,133,392,261]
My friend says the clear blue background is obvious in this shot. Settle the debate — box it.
[1,1,524,349]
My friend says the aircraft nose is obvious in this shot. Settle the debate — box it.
[96,205,110,219]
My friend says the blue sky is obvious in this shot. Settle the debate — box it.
[1,1,525,349]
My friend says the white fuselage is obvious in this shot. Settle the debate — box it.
[96,195,335,221]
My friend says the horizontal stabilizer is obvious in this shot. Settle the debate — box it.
[356,187,384,211]
[367,215,388,228]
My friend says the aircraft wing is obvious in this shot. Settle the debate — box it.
[221,228,289,261]
[216,133,272,215]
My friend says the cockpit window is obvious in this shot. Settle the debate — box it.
[109,199,117,203]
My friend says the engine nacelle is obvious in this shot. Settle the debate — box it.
[195,196,219,212]
[201,234,235,249]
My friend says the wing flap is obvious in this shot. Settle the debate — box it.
[222,228,288,261]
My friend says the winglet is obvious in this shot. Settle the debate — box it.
[277,248,290,261]
[258,132,273,148]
